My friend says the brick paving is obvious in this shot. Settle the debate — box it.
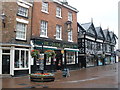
[1,63,119,88]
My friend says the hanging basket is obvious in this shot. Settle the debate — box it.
[31,50,39,58]
[45,50,56,58]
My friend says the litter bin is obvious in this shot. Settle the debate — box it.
[62,68,70,77]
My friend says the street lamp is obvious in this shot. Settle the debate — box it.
[38,43,44,74]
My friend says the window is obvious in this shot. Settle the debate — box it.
[56,25,62,40]
[17,6,28,17]
[16,22,27,40]
[66,52,75,64]
[42,2,48,13]
[40,20,48,37]
[56,7,62,18]
[68,12,72,21]
[68,30,72,41]
[14,50,29,68]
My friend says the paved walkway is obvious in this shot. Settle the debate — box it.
[1,63,119,88]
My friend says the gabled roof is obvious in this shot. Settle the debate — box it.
[95,27,104,40]
[78,22,97,38]
[109,31,118,44]
[103,29,111,42]
[81,22,91,30]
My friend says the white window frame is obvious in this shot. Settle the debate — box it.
[56,25,62,40]
[41,2,48,13]
[68,12,72,21]
[56,7,62,18]
[16,22,27,40]
[40,20,48,37]
[17,6,28,17]
[68,30,73,42]
[14,49,29,69]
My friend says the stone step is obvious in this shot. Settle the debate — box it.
[0,74,12,78]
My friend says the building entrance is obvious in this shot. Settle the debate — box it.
[2,55,10,74]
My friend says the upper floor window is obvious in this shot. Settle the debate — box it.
[56,7,62,18]
[16,22,27,40]
[68,12,72,21]
[68,30,72,42]
[17,6,28,17]
[56,25,62,40]
[40,20,48,37]
[42,2,48,13]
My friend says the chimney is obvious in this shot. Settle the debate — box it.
[63,0,68,4]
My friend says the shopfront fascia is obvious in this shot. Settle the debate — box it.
[0,44,31,76]
[31,39,79,70]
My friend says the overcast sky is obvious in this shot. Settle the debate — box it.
[67,0,119,37]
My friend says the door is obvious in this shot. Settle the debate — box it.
[2,55,10,74]
[55,50,62,70]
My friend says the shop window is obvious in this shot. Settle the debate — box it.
[46,57,51,65]
[2,50,10,53]
[66,52,75,64]
[14,50,29,68]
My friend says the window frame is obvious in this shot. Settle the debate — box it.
[41,1,49,13]
[68,30,73,42]
[14,49,29,69]
[68,12,73,21]
[40,20,48,37]
[56,25,62,40]
[16,22,27,40]
[56,6,62,18]
[17,6,28,18]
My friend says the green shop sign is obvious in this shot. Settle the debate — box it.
[34,40,78,49]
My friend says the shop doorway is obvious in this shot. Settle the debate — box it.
[2,55,10,74]
[55,50,62,70]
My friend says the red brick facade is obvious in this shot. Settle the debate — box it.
[32,1,78,43]
[1,2,32,45]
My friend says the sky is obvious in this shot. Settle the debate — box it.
[67,0,119,49]
[67,0,118,36]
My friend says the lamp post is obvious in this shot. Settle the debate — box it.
[39,43,44,74]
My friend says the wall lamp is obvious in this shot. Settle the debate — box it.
[1,13,6,28]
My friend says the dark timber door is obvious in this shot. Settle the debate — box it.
[2,55,10,74]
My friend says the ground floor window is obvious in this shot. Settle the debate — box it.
[14,50,29,68]
[66,51,75,64]
[46,57,52,65]
[86,56,94,67]
[98,58,103,65]
[105,56,111,65]
[110,56,115,64]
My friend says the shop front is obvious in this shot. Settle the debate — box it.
[105,55,111,65]
[31,38,79,72]
[86,55,95,67]
[0,45,31,76]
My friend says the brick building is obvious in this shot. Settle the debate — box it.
[0,0,33,76]
[31,0,79,72]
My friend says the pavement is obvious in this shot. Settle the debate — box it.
[1,62,119,88]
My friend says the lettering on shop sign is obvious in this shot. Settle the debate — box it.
[34,40,78,49]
